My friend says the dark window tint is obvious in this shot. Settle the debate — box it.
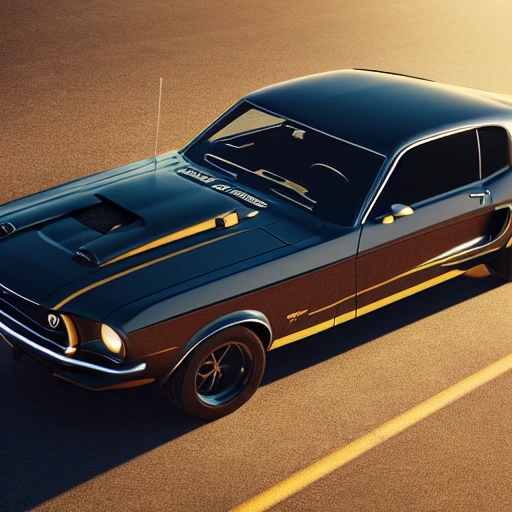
[373,130,479,217]
[185,102,385,226]
[478,127,510,179]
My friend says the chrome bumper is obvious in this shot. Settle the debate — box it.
[0,321,146,376]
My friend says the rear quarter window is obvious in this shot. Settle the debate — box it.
[478,126,511,179]
[372,129,480,217]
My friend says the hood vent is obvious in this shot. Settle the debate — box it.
[73,198,138,234]
[0,222,16,239]
[73,249,99,266]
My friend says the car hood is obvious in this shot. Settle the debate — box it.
[0,153,293,317]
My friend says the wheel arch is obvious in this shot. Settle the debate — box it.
[160,310,272,387]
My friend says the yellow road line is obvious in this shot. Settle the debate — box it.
[231,353,512,512]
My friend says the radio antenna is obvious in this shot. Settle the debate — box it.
[154,77,163,157]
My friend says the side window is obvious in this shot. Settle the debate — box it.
[478,126,510,179]
[373,130,480,217]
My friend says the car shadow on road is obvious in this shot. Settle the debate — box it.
[262,272,507,384]
[0,273,505,511]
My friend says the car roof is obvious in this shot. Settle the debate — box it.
[244,69,512,156]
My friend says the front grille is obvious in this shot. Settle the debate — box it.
[73,199,137,234]
[0,286,68,351]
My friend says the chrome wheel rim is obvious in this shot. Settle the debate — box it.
[195,343,252,406]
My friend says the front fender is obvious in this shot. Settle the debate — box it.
[161,310,272,385]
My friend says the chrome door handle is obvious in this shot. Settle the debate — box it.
[469,190,491,205]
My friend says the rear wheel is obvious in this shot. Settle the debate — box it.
[486,244,512,280]
[164,326,266,420]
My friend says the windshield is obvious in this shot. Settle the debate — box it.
[184,102,385,225]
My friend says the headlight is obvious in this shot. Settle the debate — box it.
[100,324,126,357]
[61,314,78,356]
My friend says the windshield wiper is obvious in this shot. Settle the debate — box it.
[203,154,315,210]
[204,153,240,179]
[270,188,314,211]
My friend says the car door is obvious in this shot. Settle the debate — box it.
[356,127,512,316]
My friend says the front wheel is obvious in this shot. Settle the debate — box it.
[163,326,266,420]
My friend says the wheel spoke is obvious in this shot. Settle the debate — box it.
[196,358,217,391]
[216,344,233,365]
[196,367,215,387]
[200,370,219,393]
[189,334,260,409]
[210,352,219,367]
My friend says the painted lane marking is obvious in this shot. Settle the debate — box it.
[231,352,512,512]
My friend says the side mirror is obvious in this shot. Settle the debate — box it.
[391,203,414,217]
[376,204,414,225]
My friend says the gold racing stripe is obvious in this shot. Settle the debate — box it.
[356,269,465,316]
[308,295,355,316]
[307,247,476,319]
[101,218,218,266]
[53,230,245,310]
[101,212,241,267]
[272,270,464,349]
[271,319,334,350]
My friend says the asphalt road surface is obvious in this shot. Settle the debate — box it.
[1,1,512,511]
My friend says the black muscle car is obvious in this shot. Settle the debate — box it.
[2,69,512,419]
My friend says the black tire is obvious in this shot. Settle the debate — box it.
[505,247,512,280]
[486,245,512,280]
[164,326,266,420]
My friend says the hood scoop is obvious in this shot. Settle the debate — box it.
[73,197,139,234]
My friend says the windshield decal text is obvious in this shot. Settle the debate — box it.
[177,168,216,184]
[227,189,267,208]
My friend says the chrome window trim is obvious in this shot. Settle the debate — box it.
[245,101,387,158]
[476,129,482,180]
[476,125,512,180]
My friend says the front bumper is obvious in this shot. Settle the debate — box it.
[0,282,149,390]
[0,320,147,389]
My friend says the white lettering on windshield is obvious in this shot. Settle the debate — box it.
[177,168,216,184]
[177,168,267,207]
